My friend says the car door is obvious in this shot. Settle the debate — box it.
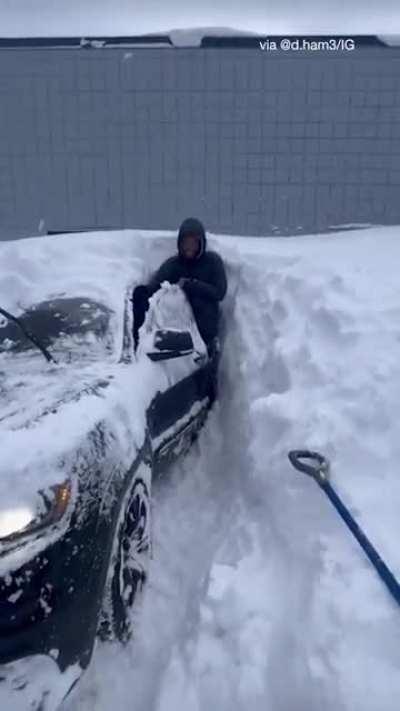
[135,283,209,472]
[143,289,211,474]
[146,358,210,473]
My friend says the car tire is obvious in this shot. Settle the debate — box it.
[98,472,151,643]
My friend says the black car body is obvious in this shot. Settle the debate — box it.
[0,283,217,709]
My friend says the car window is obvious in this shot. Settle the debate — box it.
[0,297,115,360]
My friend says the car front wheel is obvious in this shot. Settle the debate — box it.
[98,473,151,642]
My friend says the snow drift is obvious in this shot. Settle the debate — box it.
[1,225,400,710]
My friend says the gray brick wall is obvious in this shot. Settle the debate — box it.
[1,44,400,238]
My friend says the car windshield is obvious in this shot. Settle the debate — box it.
[0,297,115,362]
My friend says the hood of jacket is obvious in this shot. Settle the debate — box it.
[177,217,207,261]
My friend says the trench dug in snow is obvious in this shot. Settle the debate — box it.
[66,242,400,711]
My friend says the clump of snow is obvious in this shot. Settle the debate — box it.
[0,655,81,711]
[137,282,207,367]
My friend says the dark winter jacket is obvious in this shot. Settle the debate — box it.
[147,222,227,344]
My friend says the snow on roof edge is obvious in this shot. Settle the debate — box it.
[168,26,259,47]
[0,29,397,48]
[377,35,400,46]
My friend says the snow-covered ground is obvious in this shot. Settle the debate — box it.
[2,225,400,710]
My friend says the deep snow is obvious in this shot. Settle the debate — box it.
[2,225,400,710]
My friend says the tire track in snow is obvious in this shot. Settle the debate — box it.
[133,261,250,711]
[238,260,346,711]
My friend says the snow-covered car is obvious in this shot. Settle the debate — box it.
[0,282,217,709]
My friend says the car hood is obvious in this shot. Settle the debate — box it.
[0,358,112,432]
[0,358,119,570]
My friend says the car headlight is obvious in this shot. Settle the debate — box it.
[0,481,72,544]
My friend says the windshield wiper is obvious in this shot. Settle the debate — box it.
[0,306,57,364]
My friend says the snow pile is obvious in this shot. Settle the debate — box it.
[0,232,144,533]
[0,229,150,317]
[0,230,203,577]
[184,226,400,711]
[0,656,81,711]
[2,224,400,710]
[134,226,400,711]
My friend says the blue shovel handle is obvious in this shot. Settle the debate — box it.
[288,450,400,609]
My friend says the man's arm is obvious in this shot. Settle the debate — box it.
[147,257,178,296]
[182,254,227,302]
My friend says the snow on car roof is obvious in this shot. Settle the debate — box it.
[0,229,150,314]
[0,229,156,359]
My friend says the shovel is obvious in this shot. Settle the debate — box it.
[288,450,400,608]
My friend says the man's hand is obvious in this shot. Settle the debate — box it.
[178,277,194,288]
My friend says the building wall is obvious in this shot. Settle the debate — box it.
[0,42,400,238]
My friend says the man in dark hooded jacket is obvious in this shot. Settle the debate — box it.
[132,217,227,352]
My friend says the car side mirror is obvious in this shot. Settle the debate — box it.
[146,329,194,361]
